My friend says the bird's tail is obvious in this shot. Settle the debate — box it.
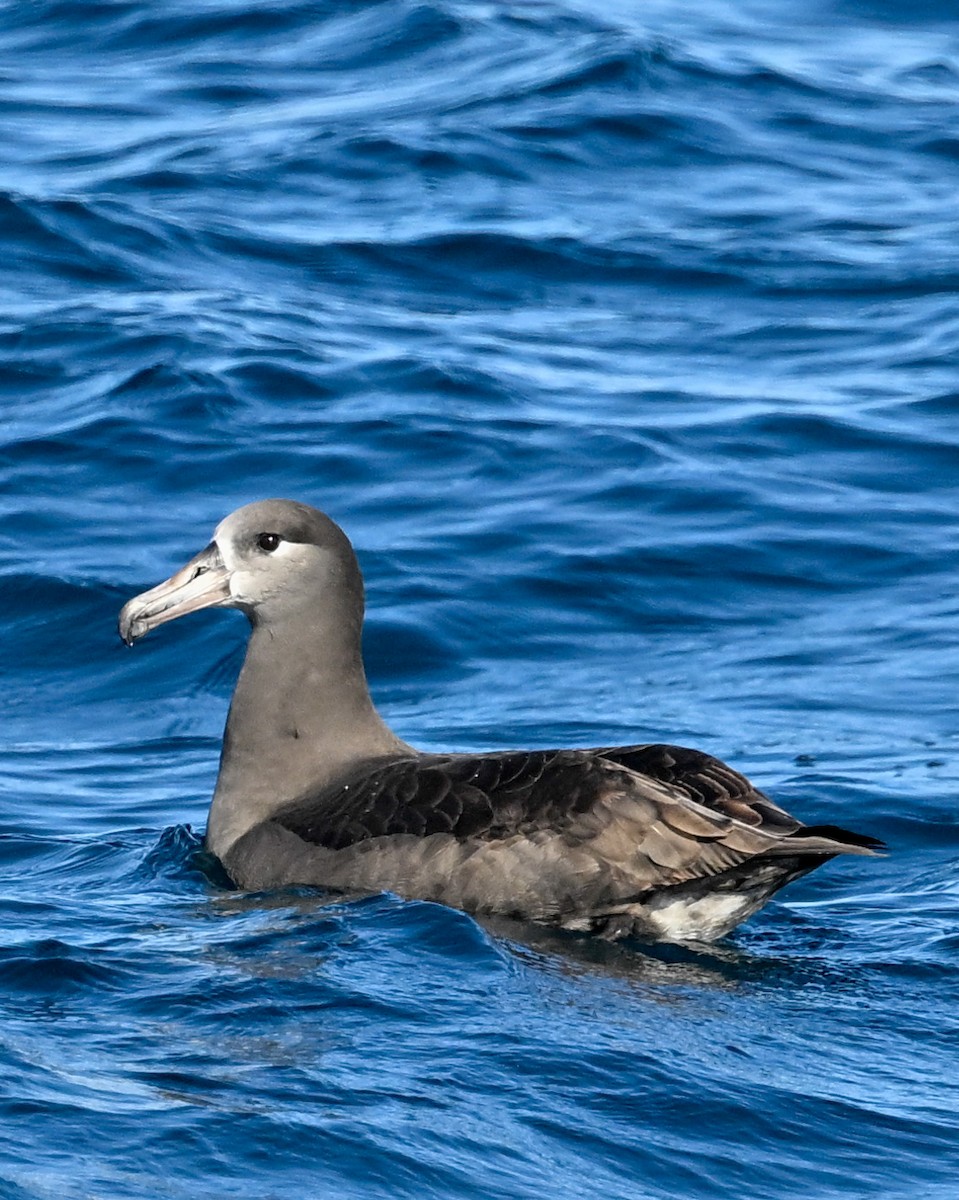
[780,823,886,858]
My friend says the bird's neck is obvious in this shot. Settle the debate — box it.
[206,608,410,859]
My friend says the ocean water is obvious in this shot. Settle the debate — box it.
[2,0,959,1196]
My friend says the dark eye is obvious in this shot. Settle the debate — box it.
[256,532,282,553]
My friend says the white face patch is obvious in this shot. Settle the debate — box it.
[205,500,348,615]
[214,531,241,574]
[213,526,325,609]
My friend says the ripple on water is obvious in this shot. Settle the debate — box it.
[2,0,959,1197]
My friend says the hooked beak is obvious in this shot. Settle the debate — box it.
[118,542,231,646]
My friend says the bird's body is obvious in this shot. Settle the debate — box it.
[119,499,882,943]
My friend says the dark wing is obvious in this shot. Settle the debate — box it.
[272,750,610,851]
[594,743,802,833]
[271,743,806,861]
[252,746,877,918]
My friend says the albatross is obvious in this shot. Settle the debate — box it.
[118,499,882,943]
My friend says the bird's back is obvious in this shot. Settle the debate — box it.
[220,743,881,941]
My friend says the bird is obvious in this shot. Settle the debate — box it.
[118,499,882,943]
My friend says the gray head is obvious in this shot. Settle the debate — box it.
[119,500,363,645]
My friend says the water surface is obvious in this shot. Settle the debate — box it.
[2,1,959,1197]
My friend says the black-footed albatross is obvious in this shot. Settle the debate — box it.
[118,499,882,943]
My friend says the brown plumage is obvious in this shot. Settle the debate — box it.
[119,500,883,943]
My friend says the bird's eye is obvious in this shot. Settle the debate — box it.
[256,532,282,553]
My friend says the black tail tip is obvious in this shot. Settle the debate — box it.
[796,824,886,852]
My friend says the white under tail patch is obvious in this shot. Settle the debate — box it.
[645,892,762,943]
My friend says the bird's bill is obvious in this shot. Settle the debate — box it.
[118,542,231,646]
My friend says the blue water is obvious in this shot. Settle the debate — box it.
[2,0,959,1196]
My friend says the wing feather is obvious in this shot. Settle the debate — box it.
[597,743,800,832]
[227,741,878,934]
[271,744,805,903]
